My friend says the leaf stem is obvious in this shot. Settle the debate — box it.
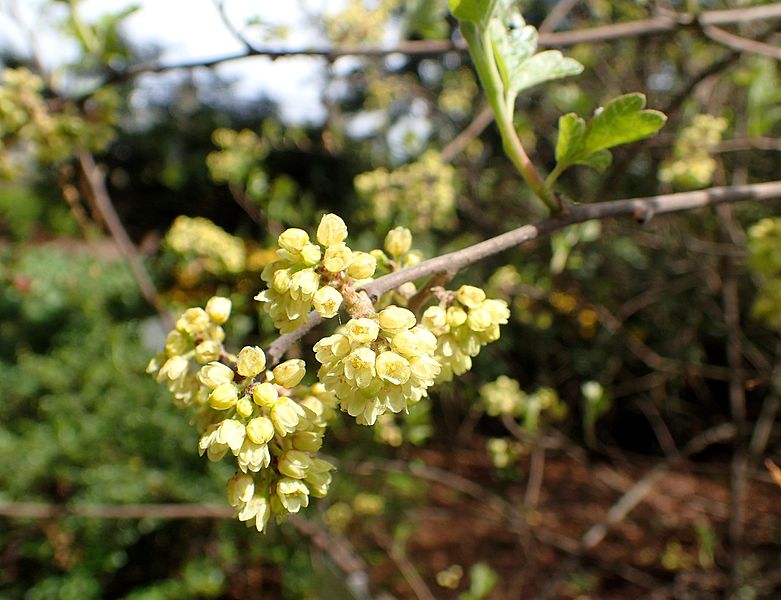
[461,21,561,213]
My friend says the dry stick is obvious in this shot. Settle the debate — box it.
[264,180,781,366]
[580,422,736,551]
[718,203,749,600]
[76,150,173,332]
[439,104,494,163]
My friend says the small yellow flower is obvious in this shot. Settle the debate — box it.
[278,450,313,479]
[316,213,348,247]
[176,307,210,335]
[252,382,278,407]
[456,285,486,309]
[467,307,493,332]
[323,242,352,273]
[246,416,275,445]
[237,346,267,378]
[227,472,255,506]
[205,296,232,324]
[236,397,254,418]
[209,382,239,410]
[270,397,306,436]
[347,251,377,279]
[313,286,343,318]
[159,355,189,381]
[165,330,189,355]
[384,226,412,257]
[195,340,222,363]
[199,361,234,389]
[378,305,416,333]
[289,269,320,300]
[446,306,468,327]
[273,359,306,388]
[216,418,246,454]
[346,318,380,344]
[276,478,310,513]
[344,347,377,388]
[375,351,411,385]
[300,243,322,265]
[292,431,323,452]
[278,228,309,253]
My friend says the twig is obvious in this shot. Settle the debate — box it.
[524,443,546,509]
[703,25,781,62]
[539,0,581,34]
[439,104,494,163]
[718,203,748,599]
[406,271,455,315]
[264,179,781,365]
[76,150,173,331]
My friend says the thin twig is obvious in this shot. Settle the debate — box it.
[76,150,173,331]
[539,0,581,34]
[264,179,781,365]
[703,25,781,62]
[439,104,494,163]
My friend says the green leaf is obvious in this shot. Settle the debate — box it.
[553,93,666,177]
[555,113,586,164]
[448,0,498,25]
[508,50,583,97]
[488,18,537,95]
[582,93,667,155]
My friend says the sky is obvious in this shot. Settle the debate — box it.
[0,0,339,124]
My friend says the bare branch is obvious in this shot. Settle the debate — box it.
[703,25,781,62]
[76,150,173,331]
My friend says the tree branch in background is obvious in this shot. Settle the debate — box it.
[76,150,173,331]
[263,180,781,366]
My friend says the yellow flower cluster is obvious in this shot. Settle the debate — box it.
[354,151,457,231]
[314,306,440,425]
[659,114,728,190]
[481,376,566,434]
[149,298,337,532]
[255,213,377,332]
[420,285,510,383]
[164,216,246,275]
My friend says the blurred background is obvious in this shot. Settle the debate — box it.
[1,0,781,598]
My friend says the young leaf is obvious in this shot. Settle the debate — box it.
[553,93,666,178]
[507,50,583,98]
[488,18,537,95]
[582,93,667,156]
[448,0,499,25]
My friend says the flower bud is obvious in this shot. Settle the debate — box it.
[237,346,267,377]
[272,268,292,293]
[195,340,222,363]
[378,305,416,333]
[278,228,309,253]
[313,286,343,318]
[209,383,239,410]
[205,296,232,324]
[271,397,306,436]
[384,226,412,257]
[300,243,322,265]
[316,213,348,247]
[278,450,313,479]
[159,355,188,381]
[216,418,245,453]
[276,478,310,513]
[293,431,323,452]
[456,285,486,309]
[199,361,234,389]
[273,359,306,388]
[422,305,448,330]
[290,269,319,299]
[246,416,275,444]
[236,397,254,418]
[347,251,377,279]
[176,307,210,335]
[323,243,352,273]
[252,382,278,407]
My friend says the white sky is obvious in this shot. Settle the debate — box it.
[0,0,340,124]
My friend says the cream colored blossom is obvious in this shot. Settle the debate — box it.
[197,361,232,391]
[227,472,255,506]
[375,351,411,385]
[347,251,377,279]
[278,450,312,479]
[456,285,486,309]
[252,382,279,407]
[276,478,310,513]
[313,286,343,318]
[216,419,246,455]
[236,397,254,418]
[384,226,412,256]
[176,307,210,335]
[300,243,322,265]
[346,318,379,344]
[316,213,348,247]
[378,305,416,333]
[270,397,306,436]
[344,347,377,388]
[205,296,232,324]
[323,242,352,272]
[195,340,222,363]
[278,228,309,254]
[273,359,306,388]
[246,416,275,445]
[209,382,239,410]
[237,346,266,377]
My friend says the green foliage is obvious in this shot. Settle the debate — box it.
[447,0,499,26]
[553,93,667,180]
[459,561,498,600]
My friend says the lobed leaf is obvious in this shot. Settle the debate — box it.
[447,0,499,25]
[507,50,584,98]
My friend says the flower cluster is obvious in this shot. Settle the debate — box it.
[149,298,336,532]
[165,216,246,275]
[147,296,233,407]
[420,285,510,382]
[256,214,377,332]
[314,306,440,425]
[481,376,566,433]
[659,114,728,190]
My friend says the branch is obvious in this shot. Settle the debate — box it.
[80,3,781,95]
[76,150,173,332]
[703,25,781,62]
[264,180,781,365]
